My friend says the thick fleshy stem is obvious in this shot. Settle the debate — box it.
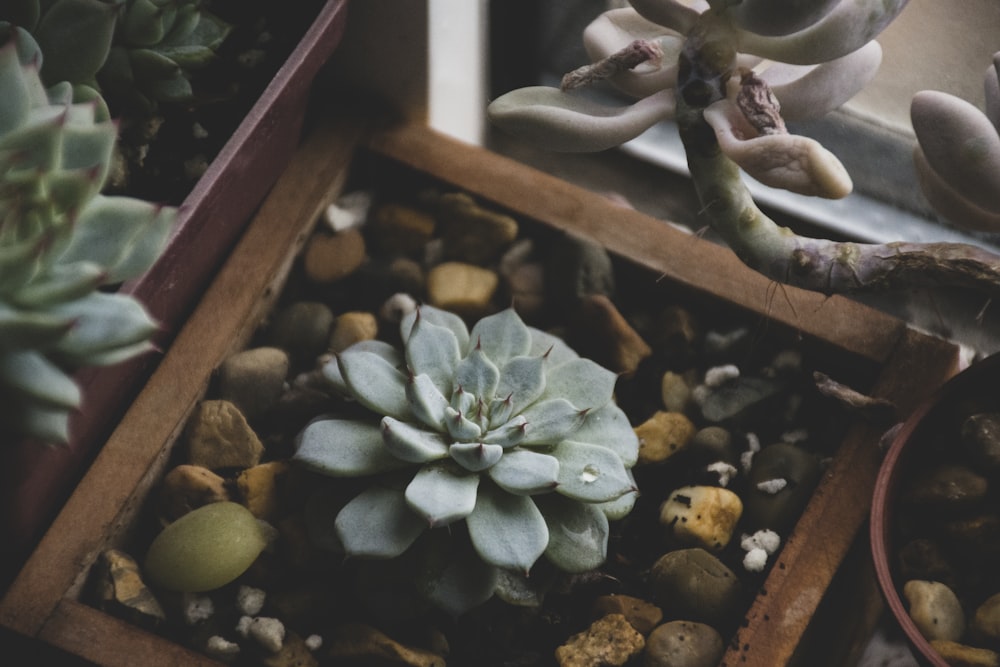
[675,15,1000,298]
[561,39,663,91]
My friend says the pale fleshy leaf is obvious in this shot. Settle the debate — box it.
[488,448,560,495]
[468,308,532,367]
[0,348,79,408]
[986,53,999,131]
[467,483,549,573]
[416,530,500,615]
[595,469,640,520]
[405,462,480,527]
[406,373,450,430]
[338,346,410,420]
[0,302,73,349]
[535,493,609,573]
[334,487,426,558]
[482,415,528,448]
[449,442,504,472]
[527,328,578,365]
[444,405,482,442]
[405,313,461,397]
[551,440,636,503]
[48,292,159,364]
[381,416,450,464]
[488,86,675,153]
[541,357,616,412]
[571,402,639,467]
[322,340,402,395]
[401,305,470,353]
[494,356,545,420]
[11,261,105,307]
[454,346,500,401]
[913,147,1000,232]
[724,0,841,37]
[294,419,408,477]
[519,398,587,446]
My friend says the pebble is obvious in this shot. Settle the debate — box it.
[546,234,616,304]
[156,464,229,523]
[898,538,958,590]
[635,411,696,465]
[432,191,520,264]
[265,302,335,366]
[689,426,737,467]
[554,613,645,667]
[93,549,166,628]
[205,635,241,661]
[237,461,291,520]
[325,623,446,667]
[660,485,743,551]
[660,371,693,413]
[217,347,290,422]
[643,620,724,667]
[182,594,215,625]
[368,203,436,257]
[962,412,1000,471]
[698,376,782,424]
[426,262,499,317]
[647,306,700,363]
[592,594,663,634]
[903,579,965,642]
[248,616,286,653]
[572,294,652,377]
[303,228,367,283]
[236,585,266,616]
[929,639,1000,666]
[184,400,265,470]
[323,190,371,232]
[328,311,378,353]
[903,463,989,512]
[648,548,742,626]
[972,592,1000,643]
[379,293,418,325]
[260,632,320,667]
[743,442,821,533]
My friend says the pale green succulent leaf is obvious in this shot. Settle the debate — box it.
[595,468,639,520]
[552,440,636,503]
[129,47,181,79]
[406,372,450,431]
[405,461,479,527]
[0,348,79,408]
[34,0,117,86]
[449,442,503,472]
[0,302,73,348]
[443,405,482,442]
[519,397,587,446]
[47,292,158,363]
[487,448,559,495]
[334,486,426,558]
[467,483,548,573]
[454,346,499,402]
[494,356,545,420]
[0,40,35,135]
[4,399,70,443]
[45,165,104,218]
[185,11,231,52]
[96,203,174,282]
[60,116,117,177]
[488,86,675,153]
[416,530,500,615]
[528,327,578,365]
[405,314,460,397]
[1,1,42,30]
[401,305,469,353]
[45,80,74,106]
[160,2,199,44]
[72,338,155,366]
[294,418,408,477]
[468,308,531,367]
[536,493,609,573]
[338,347,410,420]
[155,44,215,70]
[482,414,527,448]
[143,70,193,103]
[321,340,401,395]
[13,260,105,306]
[493,569,549,608]
[122,0,168,47]
[542,357,616,412]
[0,108,62,172]
[381,416,449,464]
[569,402,639,467]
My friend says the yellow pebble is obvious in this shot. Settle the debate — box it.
[635,411,696,465]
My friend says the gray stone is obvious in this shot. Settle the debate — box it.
[547,233,615,304]
[743,442,821,533]
[698,376,782,424]
[648,548,742,626]
[265,301,334,366]
[643,620,724,667]
[217,347,289,421]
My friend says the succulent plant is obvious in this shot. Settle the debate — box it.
[0,30,175,442]
[294,305,640,613]
[0,0,232,113]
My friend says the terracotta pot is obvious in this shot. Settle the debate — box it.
[0,0,351,591]
[0,113,961,665]
[872,352,1000,667]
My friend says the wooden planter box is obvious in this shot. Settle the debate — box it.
[0,0,350,587]
[0,109,960,666]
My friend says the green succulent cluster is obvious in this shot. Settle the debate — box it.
[0,31,175,442]
[1,0,231,113]
[294,306,640,614]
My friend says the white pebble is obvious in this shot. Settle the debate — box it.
[305,634,324,651]
[740,449,755,475]
[756,478,788,494]
[741,529,781,554]
[781,428,809,444]
[379,292,418,324]
[248,616,285,653]
[706,461,738,487]
[771,349,802,373]
[323,190,372,232]
[743,547,768,572]
[205,636,240,660]
[236,585,266,616]
[704,364,740,387]
[182,594,214,625]
[192,122,209,139]
[236,615,254,638]
[691,384,711,406]
[746,432,761,452]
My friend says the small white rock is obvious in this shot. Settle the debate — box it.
[706,461,738,487]
[691,384,711,406]
[379,292,418,324]
[746,433,761,452]
[205,635,241,660]
[323,190,372,232]
[192,122,209,139]
[235,615,254,638]
[305,634,324,651]
[743,547,768,572]
[236,585,266,616]
[704,364,740,387]
[741,529,781,554]
[740,449,755,475]
[182,594,215,625]
[770,349,802,373]
[756,478,788,494]
[248,616,285,654]
[781,428,809,444]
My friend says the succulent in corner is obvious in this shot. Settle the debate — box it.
[294,305,640,614]
[0,30,175,442]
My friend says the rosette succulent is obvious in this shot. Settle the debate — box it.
[294,306,639,613]
[488,0,1000,298]
[0,30,175,442]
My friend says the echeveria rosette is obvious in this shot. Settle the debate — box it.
[910,52,1000,232]
[294,306,639,614]
[488,0,897,198]
[0,31,175,442]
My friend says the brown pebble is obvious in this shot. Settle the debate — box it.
[184,399,265,470]
[369,204,436,257]
[555,613,645,667]
[426,262,499,317]
[329,311,378,354]
[592,594,663,635]
[572,294,651,377]
[237,461,291,521]
[635,411,696,465]
[303,228,366,283]
[157,464,230,523]
[326,624,445,667]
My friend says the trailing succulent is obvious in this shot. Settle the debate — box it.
[0,0,231,113]
[0,30,175,442]
[294,306,640,614]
